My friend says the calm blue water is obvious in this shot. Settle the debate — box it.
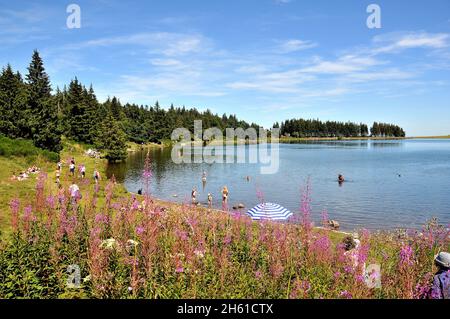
[107,139,450,231]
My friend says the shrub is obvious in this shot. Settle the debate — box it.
[0,135,59,162]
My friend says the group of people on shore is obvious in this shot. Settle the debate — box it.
[10,165,41,181]
[54,156,102,204]
[56,157,101,186]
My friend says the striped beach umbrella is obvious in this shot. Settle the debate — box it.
[246,203,292,221]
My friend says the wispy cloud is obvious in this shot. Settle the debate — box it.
[278,39,317,53]
[372,32,449,54]
[67,32,212,57]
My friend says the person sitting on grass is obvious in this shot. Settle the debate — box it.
[342,234,365,273]
[431,252,450,299]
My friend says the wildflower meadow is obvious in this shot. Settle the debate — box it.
[0,162,448,299]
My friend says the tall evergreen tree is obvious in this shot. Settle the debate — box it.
[26,50,62,152]
[0,64,27,138]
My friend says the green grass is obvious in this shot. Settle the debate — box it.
[0,137,128,236]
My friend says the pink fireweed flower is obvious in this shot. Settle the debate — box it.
[289,279,310,298]
[23,205,35,221]
[414,273,433,299]
[95,213,109,225]
[175,230,188,241]
[175,267,184,273]
[300,179,313,232]
[321,209,329,226]
[255,187,265,204]
[136,226,145,235]
[399,244,415,267]
[340,290,353,299]
[46,195,55,209]
[344,265,353,274]
[35,172,47,192]
[255,270,263,279]
[143,153,152,198]
[223,234,232,245]
[9,198,20,230]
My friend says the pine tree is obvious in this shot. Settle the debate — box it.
[94,112,128,162]
[26,50,62,152]
[0,64,27,138]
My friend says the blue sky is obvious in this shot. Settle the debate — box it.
[0,0,449,136]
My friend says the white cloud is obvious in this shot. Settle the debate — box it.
[69,32,212,57]
[278,39,317,53]
[300,55,383,74]
[150,59,182,67]
[373,32,449,54]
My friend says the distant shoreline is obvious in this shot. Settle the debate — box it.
[279,135,450,142]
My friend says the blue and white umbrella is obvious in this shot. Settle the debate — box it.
[246,203,292,221]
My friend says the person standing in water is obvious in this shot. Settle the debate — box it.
[221,186,229,206]
[207,193,213,208]
[191,187,198,204]
[202,171,207,190]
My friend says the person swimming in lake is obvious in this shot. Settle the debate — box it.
[338,174,345,183]
[202,171,207,182]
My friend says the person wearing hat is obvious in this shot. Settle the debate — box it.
[431,252,450,299]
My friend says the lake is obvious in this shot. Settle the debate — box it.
[107,139,450,231]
